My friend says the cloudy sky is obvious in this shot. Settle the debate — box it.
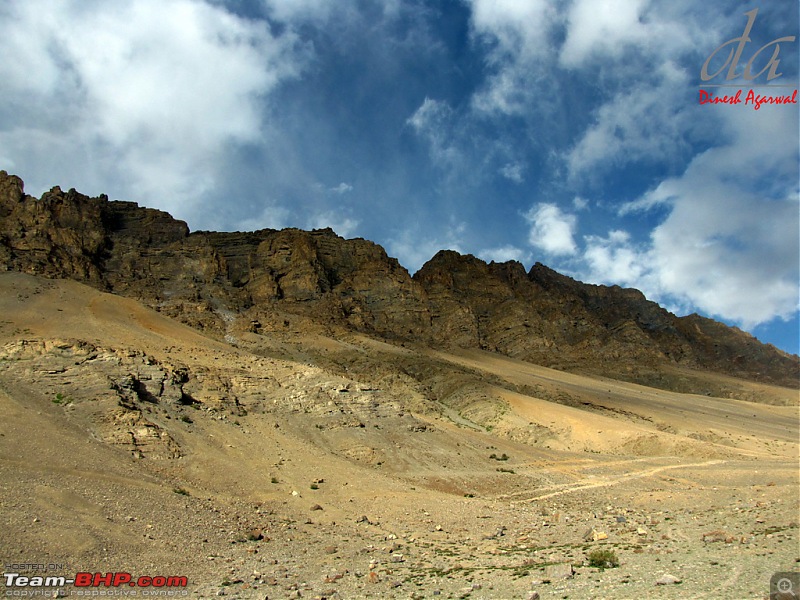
[1,0,798,353]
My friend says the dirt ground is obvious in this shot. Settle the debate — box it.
[0,272,797,599]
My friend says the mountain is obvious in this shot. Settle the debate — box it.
[1,171,798,598]
[1,170,797,392]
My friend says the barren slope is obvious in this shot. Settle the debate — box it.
[0,272,798,599]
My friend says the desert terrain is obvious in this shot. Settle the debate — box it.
[0,271,797,599]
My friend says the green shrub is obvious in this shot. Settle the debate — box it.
[587,548,619,569]
[53,393,71,405]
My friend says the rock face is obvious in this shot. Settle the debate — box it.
[0,172,429,341]
[0,175,109,284]
[414,251,798,387]
[1,171,797,389]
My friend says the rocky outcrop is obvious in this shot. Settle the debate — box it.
[0,172,430,339]
[0,171,796,389]
[0,338,184,459]
[0,178,108,283]
[416,253,799,386]
[415,252,670,365]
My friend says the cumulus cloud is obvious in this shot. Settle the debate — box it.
[583,107,799,328]
[583,230,653,292]
[642,125,798,326]
[0,0,305,220]
[525,203,578,256]
[263,0,408,25]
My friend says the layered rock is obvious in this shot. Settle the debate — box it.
[0,171,430,341]
[0,171,796,389]
[415,252,798,386]
[0,177,108,283]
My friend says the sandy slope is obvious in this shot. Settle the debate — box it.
[0,272,797,599]
[430,348,798,458]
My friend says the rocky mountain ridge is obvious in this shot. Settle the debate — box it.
[1,170,797,390]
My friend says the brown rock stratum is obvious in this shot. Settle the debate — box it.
[0,171,796,391]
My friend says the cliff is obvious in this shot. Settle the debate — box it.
[1,171,797,389]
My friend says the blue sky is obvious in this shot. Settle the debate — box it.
[1,0,798,354]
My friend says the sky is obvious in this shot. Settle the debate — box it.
[1,0,798,354]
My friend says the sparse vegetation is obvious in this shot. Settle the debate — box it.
[172,487,190,496]
[587,548,619,569]
[52,392,71,405]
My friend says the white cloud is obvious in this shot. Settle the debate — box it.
[583,230,649,289]
[583,107,799,328]
[559,2,787,320]
[307,212,359,238]
[406,97,462,171]
[560,0,707,68]
[560,0,649,67]
[499,162,524,183]
[524,203,578,256]
[572,196,589,210]
[262,0,404,25]
[387,221,466,274]
[0,0,305,220]
[263,0,339,23]
[329,182,354,195]
[459,0,711,187]
[479,245,531,265]
[466,0,558,116]
[565,61,693,181]
[235,203,292,232]
[468,0,555,62]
